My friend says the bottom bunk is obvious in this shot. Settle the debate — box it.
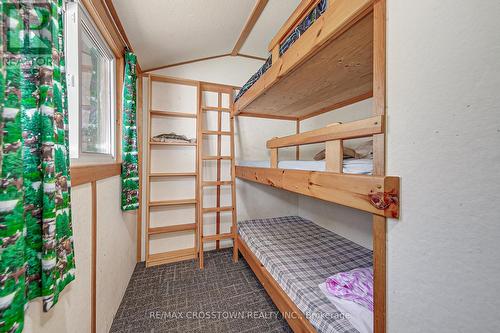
[238,216,373,333]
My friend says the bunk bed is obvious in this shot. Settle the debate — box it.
[231,0,394,332]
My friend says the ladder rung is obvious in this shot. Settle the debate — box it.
[149,199,196,207]
[202,130,231,136]
[150,110,197,118]
[202,233,233,242]
[150,172,196,177]
[202,206,233,213]
[149,141,196,146]
[202,156,232,160]
[201,106,231,113]
[148,223,196,235]
[202,181,233,187]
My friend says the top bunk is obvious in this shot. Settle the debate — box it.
[233,0,374,120]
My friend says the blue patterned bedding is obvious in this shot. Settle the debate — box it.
[235,0,328,103]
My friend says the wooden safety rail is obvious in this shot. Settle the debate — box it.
[237,115,399,218]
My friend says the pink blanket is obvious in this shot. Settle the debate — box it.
[325,267,373,311]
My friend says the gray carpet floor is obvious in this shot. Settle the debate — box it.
[110,248,292,333]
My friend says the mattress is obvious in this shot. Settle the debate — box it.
[238,216,372,333]
[237,158,373,175]
[234,0,328,103]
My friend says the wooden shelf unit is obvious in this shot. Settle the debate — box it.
[145,74,200,268]
[233,0,374,120]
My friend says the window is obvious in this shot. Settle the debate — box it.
[65,2,116,164]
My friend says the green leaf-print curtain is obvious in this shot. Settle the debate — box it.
[121,51,139,211]
[0,1,75,331]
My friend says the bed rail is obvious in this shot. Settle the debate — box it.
[266,116,383,171]
[267,0,321,53]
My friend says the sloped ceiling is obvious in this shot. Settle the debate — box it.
[112,0,300,71]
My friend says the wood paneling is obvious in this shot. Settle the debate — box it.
[236,166,399,218]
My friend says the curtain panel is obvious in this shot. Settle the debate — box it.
[120,51,139,211]
[1,0,75,331]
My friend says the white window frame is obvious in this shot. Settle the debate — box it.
[65,1,116,165]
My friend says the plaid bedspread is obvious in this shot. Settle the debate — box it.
[238,216,372,333]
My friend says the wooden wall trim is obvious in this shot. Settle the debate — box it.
[71,163,121,187]
[80,0,126,58]
[231,0,269,56]
[143,54,231,73]
[91,181,97,333]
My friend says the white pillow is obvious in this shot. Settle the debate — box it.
[318,282,373,333]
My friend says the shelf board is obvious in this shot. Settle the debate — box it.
[149,199,197,207]
[148,223,196,235]
[202,232,233,242]
[201,106,231,113]
[202,156,232,160]
[146,248,196,267]
[149,172,196,177]
[150,110,197,118]
[202,181,232,187]
[149,141,196,146]
[202,206,233,214]
[233,3,374,120]
[202,130,231,136]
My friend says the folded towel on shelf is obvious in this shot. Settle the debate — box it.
[325,267,374,311]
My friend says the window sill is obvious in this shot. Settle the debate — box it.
[71,162,121,187]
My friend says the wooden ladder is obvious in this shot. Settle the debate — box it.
[197,83,238,269]
[145,74,199,267]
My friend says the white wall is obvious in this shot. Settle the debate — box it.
[25,178,137,333]
[141,55,298,259]
[297,99,374,249]
[386,1,500,332]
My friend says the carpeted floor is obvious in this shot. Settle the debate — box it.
[110,248,292,333]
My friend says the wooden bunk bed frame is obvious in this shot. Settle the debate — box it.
[231,0,392,332]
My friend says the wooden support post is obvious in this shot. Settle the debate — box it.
[216,93,222,250]
[296,119,300,160]
[373,0,387,332]
[197,82,204,269]
[325,140,343,173]
[230,97,238,262]
[136,74,143,262]
[270,148,278,168]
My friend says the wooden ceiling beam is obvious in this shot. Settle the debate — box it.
[231,0,269,56]
[143,54,231,73]
[237,53,267,61]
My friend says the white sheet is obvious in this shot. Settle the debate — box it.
[318,282,373,333]
[237,159,373,175]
